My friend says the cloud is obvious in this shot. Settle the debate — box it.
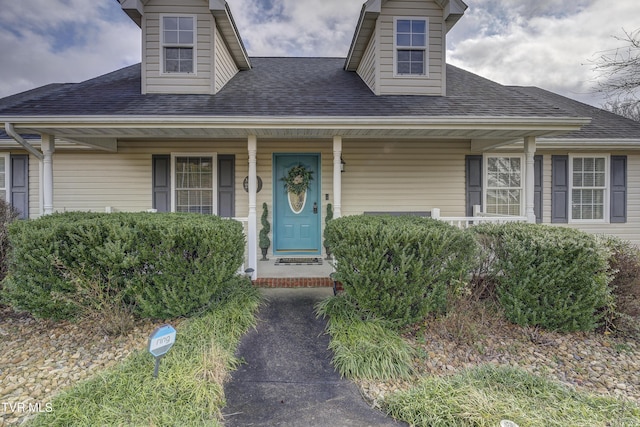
[447,0,640,106]
[229,0,362,57]
[0,0,140,98]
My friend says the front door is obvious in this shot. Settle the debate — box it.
[273,154,321,255]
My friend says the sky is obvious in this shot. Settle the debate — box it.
[0,0,638,108]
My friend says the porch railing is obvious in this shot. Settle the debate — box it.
[431,206,527,229]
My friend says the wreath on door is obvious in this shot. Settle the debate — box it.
[282,164,313,195]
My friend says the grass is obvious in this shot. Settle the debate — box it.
[26,278,261,427]
[318,293,640,426]
[316,294,414,381]
[384,364,640,427]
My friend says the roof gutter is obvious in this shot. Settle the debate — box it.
[4,122,44,160]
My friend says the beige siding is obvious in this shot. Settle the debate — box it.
[342,140,468,216]
[539,151,640,246]
[356,27,377,93]
[214,25,239,92]
[28,154,40,218]
[377,0,445,96]
[143,0,215,94]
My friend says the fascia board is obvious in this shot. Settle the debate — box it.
[210,1,251,70]
[344,0,381,71]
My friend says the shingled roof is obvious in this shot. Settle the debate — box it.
[510,86,640,140]
[0,57,578,119]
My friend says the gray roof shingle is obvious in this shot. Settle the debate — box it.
[0,57,578,119]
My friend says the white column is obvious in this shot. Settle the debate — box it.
[524,136,536,223]
[333,136,342,218]
[41,134,55,215]
[247,135,258,280]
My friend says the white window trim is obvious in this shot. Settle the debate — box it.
[0,153,9,202]
[483,154,525,217]
[393,16,429,78]
[568,153,609,224]
[170,153,217,214]
[160,14,198,76]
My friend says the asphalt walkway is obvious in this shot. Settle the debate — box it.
[223,287,406,427]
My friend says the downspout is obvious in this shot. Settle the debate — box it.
[4,123,44,160]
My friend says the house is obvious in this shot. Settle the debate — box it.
[1,0,640,282]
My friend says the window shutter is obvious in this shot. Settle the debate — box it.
[465,155,482,216]
[534,155,543,223]
[610,155,627,223]
[10,154,29,219]
[551,155,568,223]
[217,155,235,218]
[152,155,171,212]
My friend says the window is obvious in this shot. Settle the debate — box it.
[394,18,427,76]
[0,155,7,201]
[162,16,195,74]
[173,155,215,214]
[570,155,607,221]
[485,156,523,216]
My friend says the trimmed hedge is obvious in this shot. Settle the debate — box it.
[2,212,245,319]
[473,223,611,332]
[324,215,478,327]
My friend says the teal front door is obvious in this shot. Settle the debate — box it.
[274,154,321,255]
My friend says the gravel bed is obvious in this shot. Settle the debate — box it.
[0,306,168,426]
[359,313,640,409]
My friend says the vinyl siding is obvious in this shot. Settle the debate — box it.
[214,25,239,93]
[356,27,377,93]
[341,140,467,216]
[143,0,215,94]
[540,151,640,245]
[378,0,445,96]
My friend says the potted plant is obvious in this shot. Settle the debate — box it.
[323,203,333,260]
[259,202,270,261]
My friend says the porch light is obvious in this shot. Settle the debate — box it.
[340,156,346,172]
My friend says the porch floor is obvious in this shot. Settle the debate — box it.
[253,256,335,288]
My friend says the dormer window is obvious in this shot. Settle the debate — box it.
[394,18,427,76]
[162,16,196,74]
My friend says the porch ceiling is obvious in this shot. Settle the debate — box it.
[4,115,589,149]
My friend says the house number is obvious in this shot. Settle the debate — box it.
[243,176,263,193]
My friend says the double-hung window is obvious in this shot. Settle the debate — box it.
[162,16,195,74]
[570,155,607,221]
[394,18,427,76]
[173,155,215,214]
[485,156,523,216]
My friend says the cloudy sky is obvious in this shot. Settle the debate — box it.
[0,0,638,107]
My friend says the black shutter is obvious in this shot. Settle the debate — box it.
[610,155,627,223]
[217,155,235,217]
[534,155,543,223]
[465,155,483,216]
[551,155,569,223]
[152,155,171,212]
[10,154,29,219]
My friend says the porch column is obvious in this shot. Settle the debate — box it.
[41,134,55,215]
[247,135,258,280]
[524,136,536,223]
[333,136,342,218]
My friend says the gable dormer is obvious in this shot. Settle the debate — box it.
[345,0,467,96]
[119,0,250,95]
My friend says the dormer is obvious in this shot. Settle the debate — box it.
[345,0,467,96]
[119,0,251,95]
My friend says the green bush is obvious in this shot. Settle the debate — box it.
[597,235,640,337]
[324,215,478,327]
[0,199,19,290]
[2,212,245,319]
[473,223,611,332]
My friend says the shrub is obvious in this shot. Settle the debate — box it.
[2,212,245,320]
[597,235,640,337]
[472,223,611,332]
[324,215,478,327]
[0,199,19,290]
